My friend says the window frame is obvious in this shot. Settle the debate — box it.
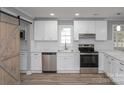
[59,25,73,46]
[113,24,124,51]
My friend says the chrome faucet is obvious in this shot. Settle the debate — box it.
[64,39,68,50]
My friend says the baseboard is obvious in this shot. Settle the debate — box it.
[57,70,80,73]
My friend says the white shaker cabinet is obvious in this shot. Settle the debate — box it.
[20,52,27,72]
[74,21,95,40]
[74,53,80,70]
[95,21,107,40]
[104,55,115,78]
[98,52,105,73]
[34,20,58,41]
[57,52,80,73]
[116,62,124,84]
[103,53,124,85]
[31,52,42,73]
[104,54,109,75]
[74,21,107,41]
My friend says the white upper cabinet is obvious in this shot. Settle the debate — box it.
[34,20,58,40]
[74,20,107,40]
[95,21,107,40]
[74,21,95,40]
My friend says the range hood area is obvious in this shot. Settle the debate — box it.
[79,33,96,39]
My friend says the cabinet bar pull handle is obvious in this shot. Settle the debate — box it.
[120,68,123,71]
[108,61,111,64]
[111,58,114,61]
[120,63,124,65]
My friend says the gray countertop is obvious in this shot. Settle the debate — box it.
[99,50,124,62]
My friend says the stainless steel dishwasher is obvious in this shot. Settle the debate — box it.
[42,52,57,73]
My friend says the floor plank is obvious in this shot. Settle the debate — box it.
[20,73,114,85]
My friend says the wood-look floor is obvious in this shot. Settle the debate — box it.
[20,73,114,85]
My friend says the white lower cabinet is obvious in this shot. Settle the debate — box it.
[74,53,80,70]
[116,62,124,84]
[104,54,110,76]
[103,53,124,84]
[57,52,80,73]
[20,52,27,72]
[31,52,42,73]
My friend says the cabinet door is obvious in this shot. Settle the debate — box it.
[74,21,95,40]
[74,21,79,40]
[117,62,124,84]
[31,53,42,71]
[34,21,45,40]
[98,52,105,73]
[79,21,88,33]
[34,21,57,40]
[74,21,88,40]
[44,21,57,40]
[104,55,109,76]
[111,59,119,83]
[64,56,74,70]
[87,21,95,33]
[57,56,64,70]
[107,56,112,77]
[74,53,80,70]
[57,53,75,70]
[58,56,74,70]
[20,52,27,71]
[95,21,107,40]
[109,57,115,79]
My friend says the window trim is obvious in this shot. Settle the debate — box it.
[59,25,73,46]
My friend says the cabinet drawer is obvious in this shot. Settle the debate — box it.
[57,53,74,57]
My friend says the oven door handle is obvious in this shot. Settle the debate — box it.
[80,53,98,55]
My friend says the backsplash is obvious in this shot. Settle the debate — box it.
[30,39,113,52]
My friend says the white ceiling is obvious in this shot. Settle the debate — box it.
[16,7,124,19]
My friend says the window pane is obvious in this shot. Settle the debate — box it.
[66,40,71,43]
[61,36,66,40]
[60,27,72,44]
[114,25,124,50]
[61,40,66,43]
[66,30,71,35]
[61,31,66,36]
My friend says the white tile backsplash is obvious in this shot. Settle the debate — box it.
[31,39,114,52]
[31,40,58,52]
[79,38,95,44]
[94,40,114,51]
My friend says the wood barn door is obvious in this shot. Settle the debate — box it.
[0,12,20,84]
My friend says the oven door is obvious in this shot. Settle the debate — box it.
[80,53,98,67]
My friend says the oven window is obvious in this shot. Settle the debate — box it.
[80,55,98,67]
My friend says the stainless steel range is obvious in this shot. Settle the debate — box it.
[79,44,98,73]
